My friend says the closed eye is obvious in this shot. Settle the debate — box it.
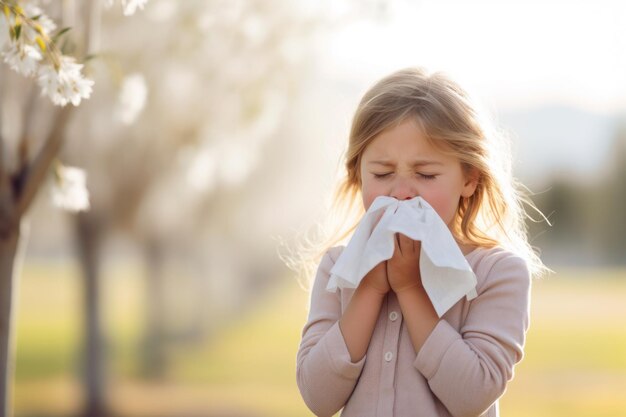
[373,172,392,179]
[418,173,437,180]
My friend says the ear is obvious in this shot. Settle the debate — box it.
[461,168,479,198]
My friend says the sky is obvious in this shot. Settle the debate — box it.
[317,0,626,114]
[296,0,626,188]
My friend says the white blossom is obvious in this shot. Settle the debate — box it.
[186,148,217,193]
[52,166,90,212]
[1,0,144,107]
[37,56,94,106]
[22,4,57,37]
[3,43,42,77]
[214,140,256,186]
[122,0,149,16]
[115,72,147,124]
[105,0,149,16]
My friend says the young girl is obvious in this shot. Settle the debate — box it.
[295,67,546,417]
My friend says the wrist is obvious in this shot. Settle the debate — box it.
[392,283,423,296]
[357,283,388,300]
[395,286,437,315]
[395,285,439,352]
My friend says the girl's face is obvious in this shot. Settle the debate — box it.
[359,118,478,228]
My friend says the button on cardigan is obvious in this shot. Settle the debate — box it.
[296,245,531,417]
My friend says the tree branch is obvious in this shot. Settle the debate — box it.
[14,105,73,221]
[18,84,39,171]
[12,0,95,224]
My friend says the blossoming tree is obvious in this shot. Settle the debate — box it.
[0,1,146,416]
[1,1,388,415]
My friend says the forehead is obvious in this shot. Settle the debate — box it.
[362,118,439,160]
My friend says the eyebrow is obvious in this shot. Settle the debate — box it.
[368,160,443,168]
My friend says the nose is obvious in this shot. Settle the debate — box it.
[390,177,418,201]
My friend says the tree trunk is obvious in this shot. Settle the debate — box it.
[74,212,108,417]
[140,238,168,378]
[0,223,22,417]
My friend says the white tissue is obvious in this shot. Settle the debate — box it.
[326,195,477,317]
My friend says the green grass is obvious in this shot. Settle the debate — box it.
[499,271,626,417]
[13,261,82,379]
[11,262,626,417]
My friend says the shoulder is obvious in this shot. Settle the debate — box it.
[327,245,345,263]
[307,246,348,305]
[311,246,346,289]
[317,245,346,275]
[466,246,530,294]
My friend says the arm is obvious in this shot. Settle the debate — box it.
[296,248,387,417]
[387,235,531,417]
[413,254,531,417]
[395,286,439,352]
[339,261,388,362]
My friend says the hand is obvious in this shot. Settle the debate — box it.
[387,233,422,294]
[359,261,390,296]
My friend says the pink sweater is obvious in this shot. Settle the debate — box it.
[296,245,531,417]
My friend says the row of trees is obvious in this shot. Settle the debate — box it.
[2,1,388,416]
[527,121,626,267]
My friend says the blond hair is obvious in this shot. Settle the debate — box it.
[286,67,548,287]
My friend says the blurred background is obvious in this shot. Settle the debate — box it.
[2,0,626,416]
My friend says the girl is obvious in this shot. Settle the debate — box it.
[295,67,546,417]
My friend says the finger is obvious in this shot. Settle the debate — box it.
[398,233,413,255]
[393,233,401,256]
[374,261,386,272]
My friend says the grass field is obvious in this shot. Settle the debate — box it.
[12,261,626,417]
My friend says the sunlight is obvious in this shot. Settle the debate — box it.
[321,0,626,113]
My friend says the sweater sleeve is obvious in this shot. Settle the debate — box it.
[413,253,531,417]
[296,248,366,417]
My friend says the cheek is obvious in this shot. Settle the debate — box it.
[420,188,459,225]
[360,179,384,211]
[361,187,377,211]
